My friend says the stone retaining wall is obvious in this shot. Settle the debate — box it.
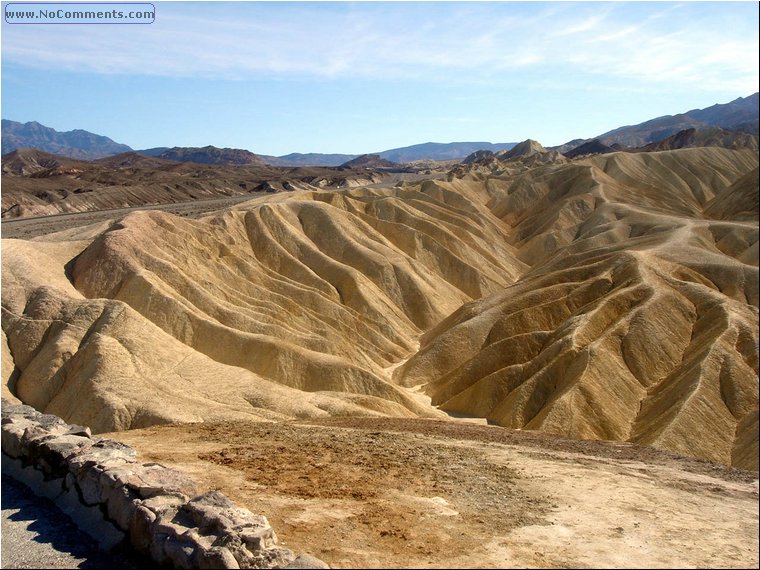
[1,399,327,569]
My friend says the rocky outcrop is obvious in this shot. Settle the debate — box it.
[157,146,266,166]
[339,154,400,169]
[462,150,495,165]
[562,138,619,158]
[637,127,759,153]
[1,399,327,569]
[501,139,547,159]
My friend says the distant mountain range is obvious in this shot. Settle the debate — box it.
[151,146,266,166]
[260,152,357,167]
[569,93,758,150]
[258,142,522,166]
[637,126,758,153]
[375,141,518,163]
[0,122,518,165]
[1,119,131,160]
[3,93,757,164]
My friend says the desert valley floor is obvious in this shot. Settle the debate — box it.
[108,417,758,569]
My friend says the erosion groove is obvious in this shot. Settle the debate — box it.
[2,146,758,469]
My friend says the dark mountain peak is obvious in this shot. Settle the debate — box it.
[1,119,132,159]
[638,127,758,153]
[136,147,170,157]
[157,146,265,166]
[590,93,759,148]
[685,92,758,116]
[683,92,759,135]
[340,154,399,169]
[563,139,618,159]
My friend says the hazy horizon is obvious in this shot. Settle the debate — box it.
[2,1,758,155]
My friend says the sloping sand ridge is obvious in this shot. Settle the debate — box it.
[2,147,758,471]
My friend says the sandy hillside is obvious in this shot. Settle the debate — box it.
[2,146,758,471]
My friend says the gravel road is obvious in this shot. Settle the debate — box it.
[0,194,262,240]
[0,173,444,240]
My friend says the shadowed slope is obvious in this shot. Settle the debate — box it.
[1,238,440,431]
[2,147,757,468]
[704,167,759,222]
[396,147,759,469]
[2,184,524,432]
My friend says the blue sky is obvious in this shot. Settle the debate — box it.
[1,1,758,155]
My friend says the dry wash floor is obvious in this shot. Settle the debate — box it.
[108,417,759,569]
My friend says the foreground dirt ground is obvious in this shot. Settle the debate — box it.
[108,417,759,569]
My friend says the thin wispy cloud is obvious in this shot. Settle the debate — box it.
[551,11,611,37]
[2,2,758,93]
